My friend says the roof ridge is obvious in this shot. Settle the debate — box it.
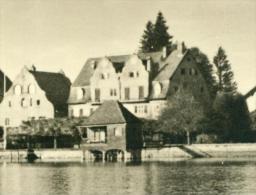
[115,101,127,123]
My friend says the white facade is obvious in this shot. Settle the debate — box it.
[0,67,54,127]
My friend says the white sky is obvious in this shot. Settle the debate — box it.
[0,0,255,110]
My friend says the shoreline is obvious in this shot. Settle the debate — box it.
[1,143,256,162]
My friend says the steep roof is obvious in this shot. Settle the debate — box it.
[72,51,164,87]
[154,50,187,81]
[29,70,71,106]
[81,100,141,126]
[0,70,12,102]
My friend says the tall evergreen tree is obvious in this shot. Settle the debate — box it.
[140,12,172,52]
[153,12,172,51]
[213,47,237,93]
[140,21,155,53]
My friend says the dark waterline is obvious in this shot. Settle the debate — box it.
[0,159,256,195]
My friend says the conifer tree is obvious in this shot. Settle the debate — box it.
[213,47,237,93]
[153,12,172,51]
[140,12,172,52]
[140,21,155,53]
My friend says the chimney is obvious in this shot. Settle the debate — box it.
[59,69,65,75]
[162,46,167,58]
[31,64,36,72]
[146,57,151,72]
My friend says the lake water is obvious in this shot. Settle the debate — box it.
[0,159,256,195]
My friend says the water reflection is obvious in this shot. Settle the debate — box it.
[0,159,255,195]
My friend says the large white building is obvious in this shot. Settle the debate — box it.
[68,44,211,119]
[0,66,71,128]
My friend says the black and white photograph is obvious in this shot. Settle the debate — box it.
[0,0,256,194]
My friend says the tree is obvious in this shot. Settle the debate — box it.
[190,47,217,99]
[153,12,173,51]
[140,21,155,53]
[213,47,237,93]
[202,92,252,142]
[158,91,204,144]
[140,12,172,52]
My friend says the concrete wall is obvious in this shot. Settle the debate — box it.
[141,147,192,161]
[0,67,54,127]
[189,144,256,158]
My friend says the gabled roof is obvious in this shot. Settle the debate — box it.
[154,50,187,82]
[81,100,141,126]
[72,51,164,87]
[0,70,12,102]
[29,70,71,106]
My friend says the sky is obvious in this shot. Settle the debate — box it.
[0,0,255,110]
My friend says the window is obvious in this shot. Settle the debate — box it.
[180,68,186,75]
[100,73,105,79]
[136,72,139,77]
[114,127,122,136]
[77,88,86,99]
[200,87,204,93]
[174,86,179,92]
[95,88,101,102]
[110,89,117,96]
[5,118,10,126]
[8,101,11,107]
[139,86,144,99]
[134,106,138,113]
[30,98,33,106]
[36,100,40,106]
[90,108,94,115]
[91,128,106,143]
[21,98,25,107]
[79,109,83,117]
[129,72,134,78]
[28,84,36,94]
[14,85,22,95]
[81,127,87,138]
[144,105,148,113]
[124,88,130,100]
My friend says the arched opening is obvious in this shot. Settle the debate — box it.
[105,149,124,162]
[89,150,103,162]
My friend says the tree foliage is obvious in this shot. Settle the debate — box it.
[200,92,252,142]
[213,47,237,93]
[158,91,204,144]
[140,12,172,52]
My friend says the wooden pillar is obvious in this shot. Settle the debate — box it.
[102,151,105,162]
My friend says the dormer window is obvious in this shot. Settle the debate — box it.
[77,88,86,99]
[153,82,162,96]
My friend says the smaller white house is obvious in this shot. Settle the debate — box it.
[0,66,71,128]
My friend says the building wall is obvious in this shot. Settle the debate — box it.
[148,100,167,119]
[120,55,149,101]
[123,102,150,118]
[81,123,127,152]
[0,67,54,127]
[90,58,120,102]
[68,103,99,117]
[167,52,211,107]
